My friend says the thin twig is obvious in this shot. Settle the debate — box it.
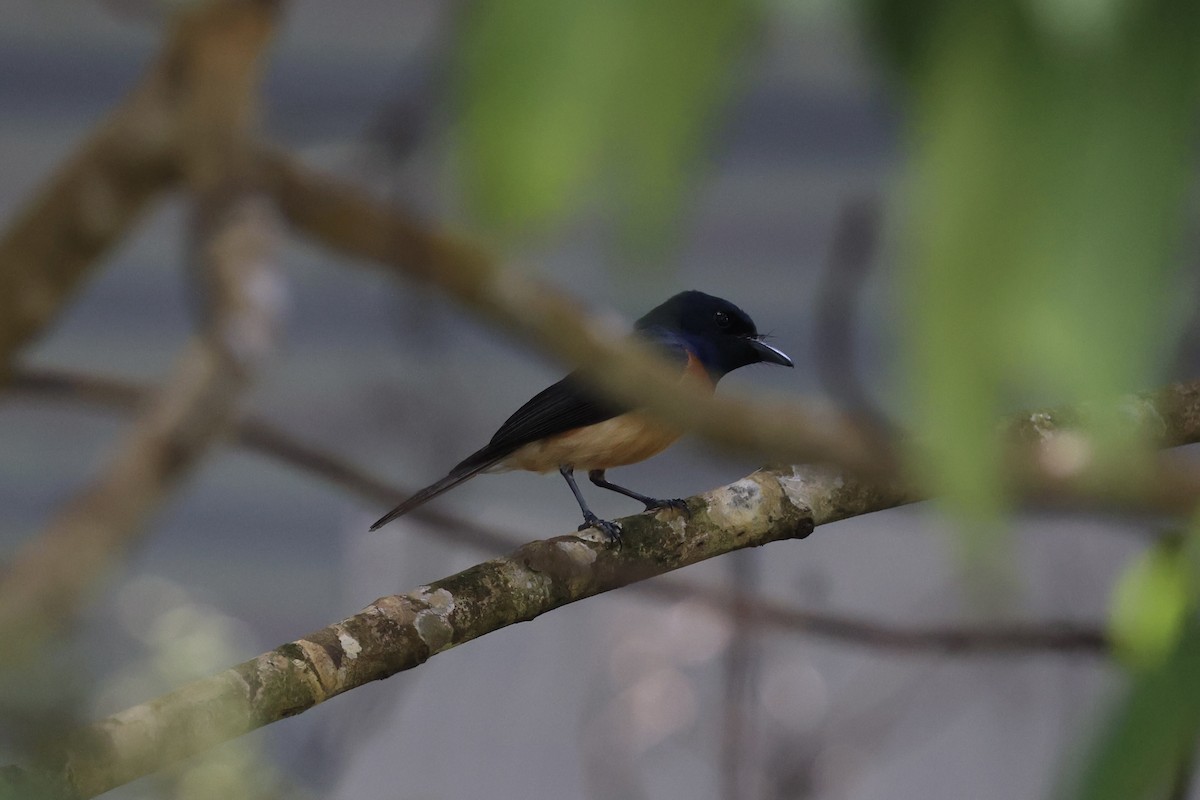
[648,581,1109,654]
[258,149,894,477]
[720,551,763,800]
[813,199,894,438]
[6,368,519,554]
[258,151,1200,513]
[7,365,1111,657]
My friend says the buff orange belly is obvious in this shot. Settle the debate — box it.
[500,411,684,473]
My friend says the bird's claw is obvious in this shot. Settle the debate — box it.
[579,514,622,545]
[644,497,689,514]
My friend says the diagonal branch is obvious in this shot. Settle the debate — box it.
[0,2,278,387]
[0,65,178,387]
[6,365,1111,657]
[20,470,821,800]
[7,367,514,553]
[0,0,284,666]
[258,150,1200,506]
[258,150,892,476]
[21,360,1200,795]
[644,581,1108,654]
[4,439,1115,798]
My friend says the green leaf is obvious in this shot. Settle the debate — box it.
[1064,621,1200,800]
[1109,538,1190,668]
[455,0,755,245]
[455,1,628,230]
[603,0,753,247]
[875,0,1200,537]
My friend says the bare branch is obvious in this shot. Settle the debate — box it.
[258,150,893,477]
[0,349,250,663]
[20,470,819,800]
[5,441,1108,798]
[719,552,763,800]
[645,580,1108,654]
[812,198,893,439]
[6,365,1110,658]
[0,0,284,665]
[7,368,519,554]
[0,30,176,386]
[259,151,1200,509]
[0,0,289,394]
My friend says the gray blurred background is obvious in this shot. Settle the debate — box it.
[0,2,1153,798]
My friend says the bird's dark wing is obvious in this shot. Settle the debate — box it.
[371,380,613,531]
[369,330,690,530]
[449,374,619,473]
[453,329,692,474]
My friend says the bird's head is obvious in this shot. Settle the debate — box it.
[635,290,793,380]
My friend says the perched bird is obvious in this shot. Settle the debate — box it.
[370,291,792,540]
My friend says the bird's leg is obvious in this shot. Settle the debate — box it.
[560,466,622,543]
[588,470,688,513]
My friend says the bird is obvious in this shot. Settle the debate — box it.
[369,290,793,540]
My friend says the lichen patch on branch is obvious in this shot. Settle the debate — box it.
[337,630,362,660]
[555,539,598,566]
[410,587,457,654]
[706,477,766,530]
[776,466,835,523]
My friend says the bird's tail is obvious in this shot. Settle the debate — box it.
[369,454,504,531]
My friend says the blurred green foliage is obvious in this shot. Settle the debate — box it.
[453,0,1200,795]
[1064,619,1200,800]
[874,3,1200,795]
[1093,521,1200,800]
[871,0,1200,533]
[454,0,754,248]
[1110,531,1200,669]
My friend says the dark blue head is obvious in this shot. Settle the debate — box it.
[635,291,793,380]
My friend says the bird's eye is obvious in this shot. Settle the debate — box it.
[715,310,731,328]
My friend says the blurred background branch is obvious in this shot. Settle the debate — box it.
[263,151,1200,521]
[0,11,179,387]
[7,365,1109,657]
[0,0,284,666]
[260,149,896,477]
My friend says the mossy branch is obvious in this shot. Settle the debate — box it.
[15,468,825,799]
[12,375,1200,797]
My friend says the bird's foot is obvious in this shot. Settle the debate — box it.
[643,497,689,514]
[578,513,622,545]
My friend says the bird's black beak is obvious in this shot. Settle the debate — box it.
[748,337,793,367]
